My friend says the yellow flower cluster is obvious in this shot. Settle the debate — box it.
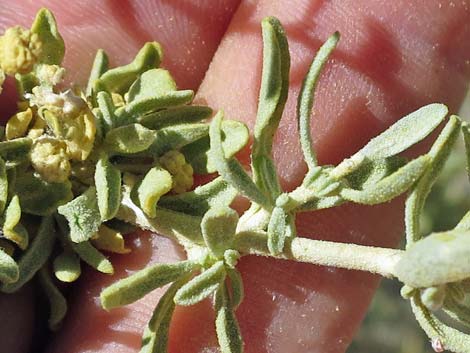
[30,137,71,183]
[159,150,194,194]
[0,26,42,75]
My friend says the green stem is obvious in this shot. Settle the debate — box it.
[235,231,403,278]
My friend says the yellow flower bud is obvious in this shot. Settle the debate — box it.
[159,150,194,194]
[0,26,42,75]
[6,108,33,140]
[30,137,71,183]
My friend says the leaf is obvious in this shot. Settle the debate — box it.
[92,224,130,254]
[210,111,269,207]
[183,119,249,174]
[38,266,67,331]
[201,207,239,259]
[0,158,6,214]
[15,172,72,216]
[1,216,56,293]
[30,8,65,65]
[96,91,117,134]
[58,187,102,243]
[355,103,448,160]
[462,122,470,184]
[98,42,163,94]
[3,196,28,250]
[139,105,212,130]
[101,260,197,310]
[340,155,429,205]
[158,177,237,217]
[117,90,194,121]
[226,268,244,310]
[104,123,156,155]
[297,32,339,170]
[215,284,244,353]
[86,49,109,97]
[127,68,177,102]
[0,249,19,284]
[267,206,287,255]
[395,230,470,288]
[0,137,32,167]
[251,17,290,199]
[140,276,189,353]
[174,261,226,306]
[95,156,122,221]
[406,116,461,245]
[133,166,173,218]
[53,250,81,283]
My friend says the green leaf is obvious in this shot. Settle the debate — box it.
[174,261,226,306]
[140,276,189,353]
[0,137,32,167]
[267,206,287,255]
[201,207,238,259]
[38,266,67,331]
[355,103,448,160]
[226,268,244,310]
[96,91,117,134]
[71,241,113,274]
[139,105,212,130]
[58,187,102,243]
[183,119,249,174]
[30,8,65,65]
[251,17,290,199]
[53,250,81,283]
[158,177,237,217]
[3,196,28,250]
[210,111,269,207]
[101,260,197,310]
[1,216,56,293]
[95,156,122,221]
[215,284,244,353]
[0,157,8,214]
[0,249,19,284]
[127,68,177,102]
[395,230,470,287]
[340,155,429,205]
[98,42,163,94]
[104,123,156,155]
[133,166,172,218]
[405,116,461,245]
[15,172,72,216]
[462,122,470,184]
[86,49,109,97]
[297,32,339,170]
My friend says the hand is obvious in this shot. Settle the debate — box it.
[1,1,470,352]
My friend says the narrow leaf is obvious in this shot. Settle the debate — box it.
[201,207,238,258]
[95,156,122,221]
[53,250,81,283]
[38,266,67,331]
[101,260,197,310]
[267,206,288,255]
[0,249,19,284]
[92,224,130,254]
[0,157,8,214]
[174,261,226,306]
[226,268,244,310]
[215,284,244,353]
[96,91,117,134]
[3,195,28,250]
[86,49,109,97]
[134,166,172,218]
[139,106,212,130]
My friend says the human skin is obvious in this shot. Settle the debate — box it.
[0,1,470,352]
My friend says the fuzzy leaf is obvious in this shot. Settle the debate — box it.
[267,206,288,255]
[3,196,28,250]
[174,261,226,306]
[158,177,237,217]
[134,166,172,218]
[201,207,238,259]
[210,111,269,207]
[140,276,189,353]
[31,8,65,65]
[15,172,72,216]
[58,187,102,243]
[98,42,163,94]
[215,285,244,353]
[96,91,117,134]
[0,137,32,167]
[38,267,67,331]
[139,105,212,130]
[101,260,197,310]
[95,156,122,221]
[341,156,429,205]
[104,123,156,155]
[396,230,470,287]
[53,250,81,283]
[297,32,339,170]
[86,49,109,97]
[127,68,177,102]
[1,216,56,293]
[92,224,130,254]
[0,157,7,214]
[0,249,19,284]
[227,268,244,310]
[356,103,448,160]
[72,241,113,274]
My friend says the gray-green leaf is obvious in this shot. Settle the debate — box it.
[267,206,288,255]
[53,250,81,283]
[139,105,212,130]
[38,266,67,331]
[201,207,238,259]
[104,123,156,155]
[0,249,19,284]
[215,285,244,353]
[30,8,65,65]
[95,156,122,221]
